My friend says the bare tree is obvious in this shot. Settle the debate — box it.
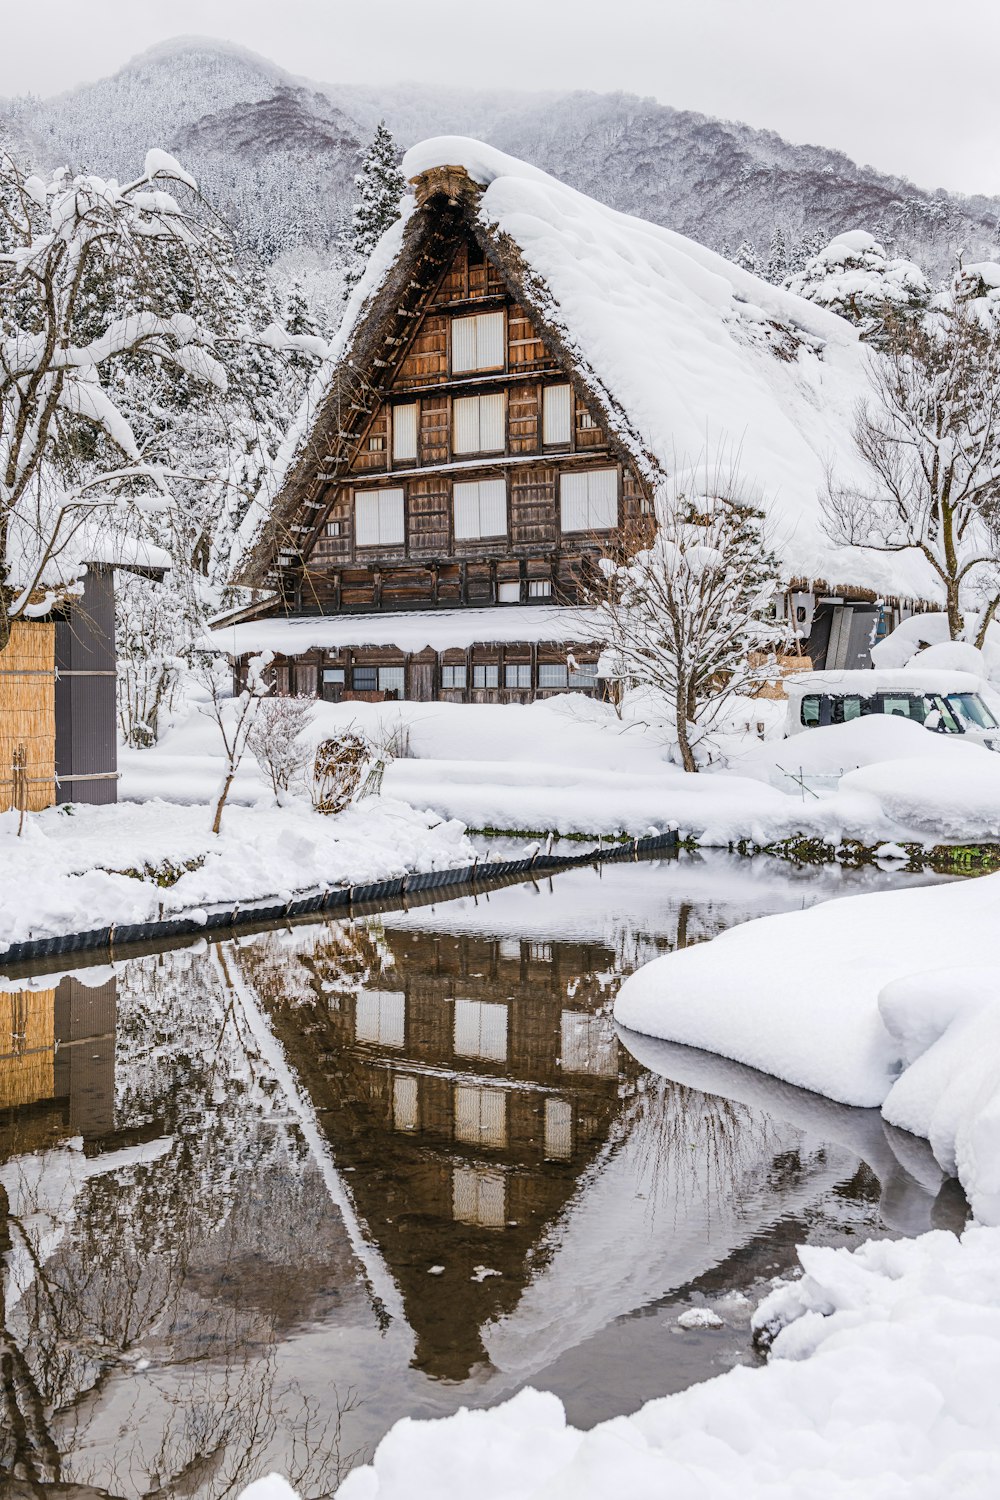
[823,303,1000,644]
[595,490,784,772]
[191,649,274,834]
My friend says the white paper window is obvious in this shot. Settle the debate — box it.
[497,581,520,603]
[355,487,405,547]
[392,403,418,463]
[378,666,405,695]
[543,384,572,445]
[473,664,499,688]
[560,1011,617,1075]
[498,938,522,961]
[355,989,406,1048]
[560,469,618,533]
[538,663,568,689]
[393,1074,419,1131]
[441,664,467,688]
[454,478,506,540]
[505,663,531,689]
[454,1084,507,1148]
[452,1165,506,1228]
[544,1097,573,1159]
[451,311,505,373]
[453,393,505,454]
[528,579,552,598]
[454,999,508,1063]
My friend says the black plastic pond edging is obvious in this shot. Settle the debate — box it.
[0,830,678,975]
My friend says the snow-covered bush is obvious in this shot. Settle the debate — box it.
[596,488,785,772]
[785,230,929,341]
[247,694,313,797]
[116,570,190,747]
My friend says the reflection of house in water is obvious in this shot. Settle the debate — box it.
[0,974,116,1157]
[240,920,637,1380]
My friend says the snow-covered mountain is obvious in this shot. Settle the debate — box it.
[5,36,999,277]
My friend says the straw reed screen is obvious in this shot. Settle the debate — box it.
[0,621,56,812]
[0,989,56,1110]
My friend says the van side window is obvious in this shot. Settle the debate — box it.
[800,695,821,727]
[839,696,863,722]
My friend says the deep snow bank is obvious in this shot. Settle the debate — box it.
[236,1222,1000,1500]
[614,872,1000,1222]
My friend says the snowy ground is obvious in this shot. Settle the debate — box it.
[125,691,1000,847]
[6,676,1000,951]
[0,796,471,955]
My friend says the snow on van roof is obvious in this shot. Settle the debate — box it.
[399,138,937,600]
[784,668,987,696]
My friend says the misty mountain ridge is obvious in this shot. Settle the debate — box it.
[4,35,998,284]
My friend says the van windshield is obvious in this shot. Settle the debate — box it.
[946,693,998,730]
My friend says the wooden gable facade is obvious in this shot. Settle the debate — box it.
[232,166,656,703]
[296,233,650,618]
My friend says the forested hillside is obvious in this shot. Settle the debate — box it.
[5,35,999,308]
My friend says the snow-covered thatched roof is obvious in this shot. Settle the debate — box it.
[235,137,939,603]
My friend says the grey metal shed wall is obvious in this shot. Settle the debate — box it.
[55,565,118,805]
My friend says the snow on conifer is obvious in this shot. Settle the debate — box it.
[785,230,930,340]
[341,121,406,295]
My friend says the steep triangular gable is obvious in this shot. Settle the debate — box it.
[234,171,656,593]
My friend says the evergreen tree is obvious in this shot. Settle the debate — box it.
[764,227,790,285]
[342,121,405,296]
[732,240,763,277]
[785,230,930,343]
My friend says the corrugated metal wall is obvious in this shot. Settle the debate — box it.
[55,565,118,805]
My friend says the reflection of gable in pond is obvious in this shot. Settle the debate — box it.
[234,921,636,1381]
[0,973,117,1157]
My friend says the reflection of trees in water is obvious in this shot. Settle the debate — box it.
[622,1075,783,1227]
[0,947,364,1498]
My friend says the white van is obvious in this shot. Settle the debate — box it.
[784,669,1000,751]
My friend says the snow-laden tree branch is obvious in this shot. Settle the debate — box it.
[594,484,785,772]
[0,145,330,654]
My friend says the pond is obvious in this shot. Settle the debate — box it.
[0,852,967,1497]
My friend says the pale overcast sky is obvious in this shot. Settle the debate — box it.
[4,0,998,195]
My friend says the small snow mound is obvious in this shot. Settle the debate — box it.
[874,842,910,862]
[843,754,1000,840]
[737,714,982,789]
[236,1478,300,1500]
[907,640,986,676]
[677,1307,724,1329]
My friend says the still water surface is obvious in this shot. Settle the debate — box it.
[0,852,966,1497]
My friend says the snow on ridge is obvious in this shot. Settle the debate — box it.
[398,137,930,597]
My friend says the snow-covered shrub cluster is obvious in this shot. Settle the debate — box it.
[784,229,929,340]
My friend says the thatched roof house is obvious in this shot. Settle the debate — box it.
[223,138,931,702]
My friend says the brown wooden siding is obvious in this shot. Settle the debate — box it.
[509,384,540,453]
[395,311,449,387]
[510,465,558,548]
[508,303,549,371]
[408,475,451,556]
[419,396,450,466]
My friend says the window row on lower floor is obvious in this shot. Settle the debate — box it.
[320,660,599,696]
